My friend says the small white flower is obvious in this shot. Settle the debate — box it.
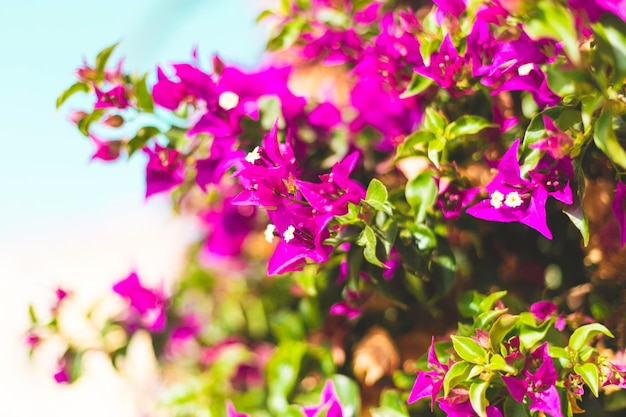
[218,91,239,111]
[283,225,296,243]
[504,191,523,208]
[264,224,276,243]
[490,190,505,209]
[245,146,261,164]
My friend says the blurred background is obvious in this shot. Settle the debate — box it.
[0,0,267,415]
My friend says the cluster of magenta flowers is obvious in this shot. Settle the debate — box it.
[40,0,626,416]
[409,297,626,417]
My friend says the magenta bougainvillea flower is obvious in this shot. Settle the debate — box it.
[302,379,344,417]
[308,102,342,131]
[152,63,217,111]
[112,272,166,333]
[612,182,626,247]
[466,141,551,237]
[415,35,467,90]
[199,196,256,260]
[165,314,201,357]
[226,401,250,417]
[529,116,574,159]
[143,143,185,199]
[233,122,299,208]
[349,75,423,148]
[408,337,449,409]
[89,135,122,162]
[296,151,364,215]
[266,205,334,275]
[529,156,574,205]
[195,140,244,190]
[94,85,129,109]
[330,289,369,319]
[53,358,70,384]
[502,343,563,417]
[433,0,467,19]
[491,64,560,108]
[530,301,566,331]
[301,26,363,65]
[569,0,626,23]
[435,178,480,220]
[466,139,573,239]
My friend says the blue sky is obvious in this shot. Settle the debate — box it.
[0,0,267,241]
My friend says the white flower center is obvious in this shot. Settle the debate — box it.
[504,191,523,208]
[245,146,261,164]
[490,190,505,209]
[283,225,296,243]
[218,91,239,111]
[517,63,534,76]
[264,224,276,243]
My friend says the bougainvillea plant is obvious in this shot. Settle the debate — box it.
[28,0,626,416]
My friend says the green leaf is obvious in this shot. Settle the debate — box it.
[28,304,38,324]
[408,223,437,251]
[405,170,437,223]
[400,73,433,98]
[282,407,306,417]
[485,354,516,374]
[574,363,600,397]
[270,311,305,342]
[523,1,580,65]
[581,94,605,131]
[451,335,487,364]
[378,389,409,414]
[503,397,530,417]
[568,323,614,352]
[474,308,508,330]
[266,341,307,414]
[458,291,485,318]
[256,9,274,23]
[548,346,569,359]
[95,41,120,82]
[423,107,447,135]
[330,375,360,417]
[521,106,566,175]
[134,74,154,112]
[366,178,388,205]
[126,126,160,156]
[593,112,626,171]
[335,202,361,225]
[378,218,398,257]
[56,82,89,109]
[479,290,507,312]
[469,379,489,417]
[593,13,626,84]
[445,115,496,139]
[370,407,407,417]
[317,8,349,27]
[518,320,553,351]
[267,17,307,51]
[546,66,594,99]
[357,226,386,268]
[563,201,590,246]
[77,109,105,136]
[467,364,484,379]
[396,131,434,160]
[443,362,472,396]
[489,314,519,349]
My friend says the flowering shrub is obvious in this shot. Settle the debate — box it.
[28,0,626,416]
